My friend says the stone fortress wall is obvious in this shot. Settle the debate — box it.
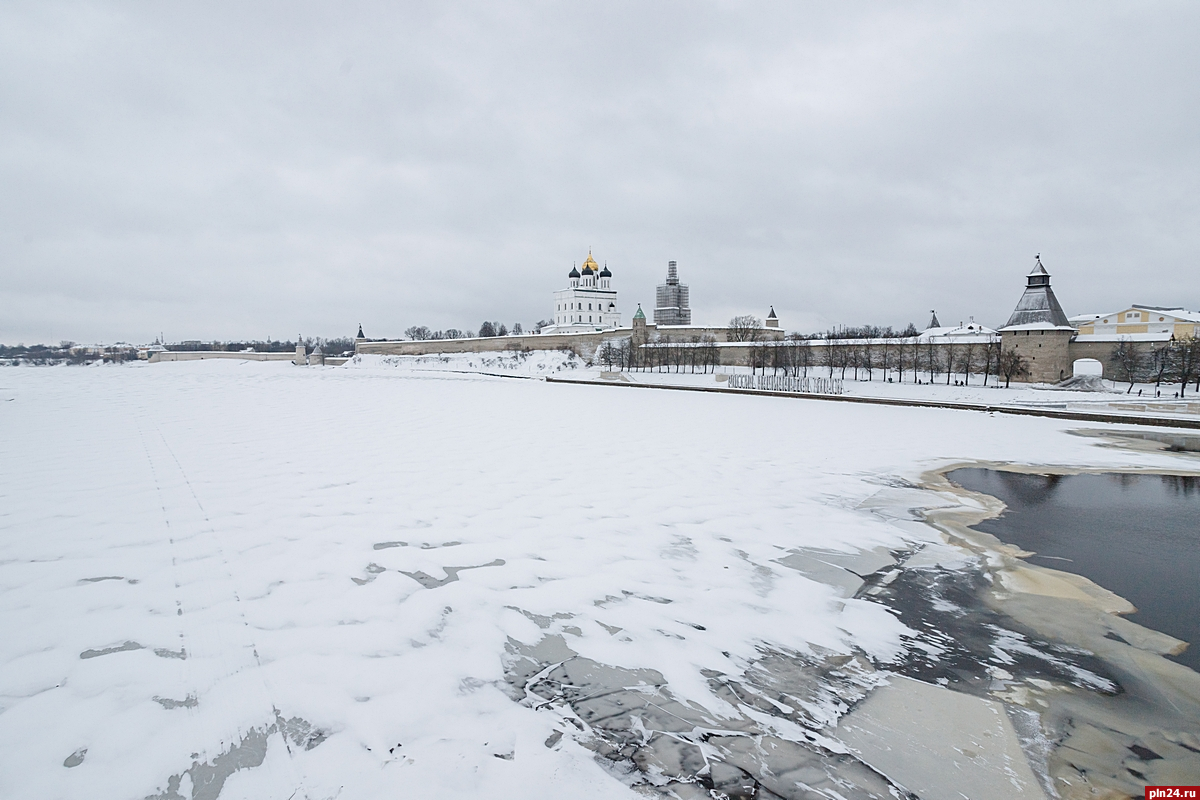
[355,320,1179,384]
[355,323,784,360]
[1002,330,1075,383]
[354,256,1190,383]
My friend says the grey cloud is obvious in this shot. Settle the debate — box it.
[2,1,1197,343]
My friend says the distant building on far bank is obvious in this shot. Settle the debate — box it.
[654,261,691,326]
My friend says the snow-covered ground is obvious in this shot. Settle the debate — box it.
[348,350,586,378]
[1,359,1197,798]
[348,352,1200,420]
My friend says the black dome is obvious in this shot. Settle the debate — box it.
[568,267,580,278]
[581,265,594,275]
[599,266,611,277]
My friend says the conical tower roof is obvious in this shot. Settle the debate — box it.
[1000,256,1072,329]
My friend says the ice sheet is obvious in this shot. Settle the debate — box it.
[0,359,1188,798]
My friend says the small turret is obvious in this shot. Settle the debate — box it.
[766,306,779,328]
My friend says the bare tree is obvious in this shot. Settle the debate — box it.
[923,340,938,383]
[784,334,812,377]
[751,342,773,375]
[704,336,720,373]
[849,343,864,380]
[955,343,976,385]
[1110,338,1146,393]
[512,323,523,335]
[980,340,1000,385]
[1152,341,1182,390]
[598,340,618,369]
[941,343,955,384]
[727,315,765,342]
[998,349,1030,388]
[1177,336,1200,397]
[822,335,836,378]
[405,325,433,340]
[862,341,877,380]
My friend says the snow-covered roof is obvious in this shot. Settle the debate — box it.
[1001,288,1071,329]
[1000,258,1072,330]
[1068,313,1108,324]
[1073,332,1176,343]
[998,322,1075,332]
[920,323,998,339]
[1074,306,1200,324]
[1132,304,1189,313]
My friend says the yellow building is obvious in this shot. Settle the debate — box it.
[1072,305,1200,340]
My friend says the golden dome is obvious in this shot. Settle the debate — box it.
[581,252,599,271]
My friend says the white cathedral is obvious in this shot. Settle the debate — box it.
[542,251,621,333]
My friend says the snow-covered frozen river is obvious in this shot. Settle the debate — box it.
[1,360,1197,798]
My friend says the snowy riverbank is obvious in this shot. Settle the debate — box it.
[346,352,1200,423]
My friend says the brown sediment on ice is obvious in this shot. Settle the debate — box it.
[919,457,1200,799]
[1068,428,1200,455]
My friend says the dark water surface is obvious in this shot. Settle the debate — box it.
[948,468,1200,671]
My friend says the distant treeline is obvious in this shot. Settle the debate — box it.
[0,335,358,365]
[402,320,552,340]
[165,337,356,355]
[0,342,140,365]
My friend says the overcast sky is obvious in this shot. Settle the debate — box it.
[2,2,1198,344]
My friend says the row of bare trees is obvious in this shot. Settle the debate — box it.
[595,333,1038,387]
[596,336,722,373]
[1110,336,1200,395]
[741,336,1028,386]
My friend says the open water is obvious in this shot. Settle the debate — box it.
[948,468,1200,671]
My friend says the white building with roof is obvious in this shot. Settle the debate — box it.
[917,320,998,344]
[1072,305,1200,343]
[542,251,621,334]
